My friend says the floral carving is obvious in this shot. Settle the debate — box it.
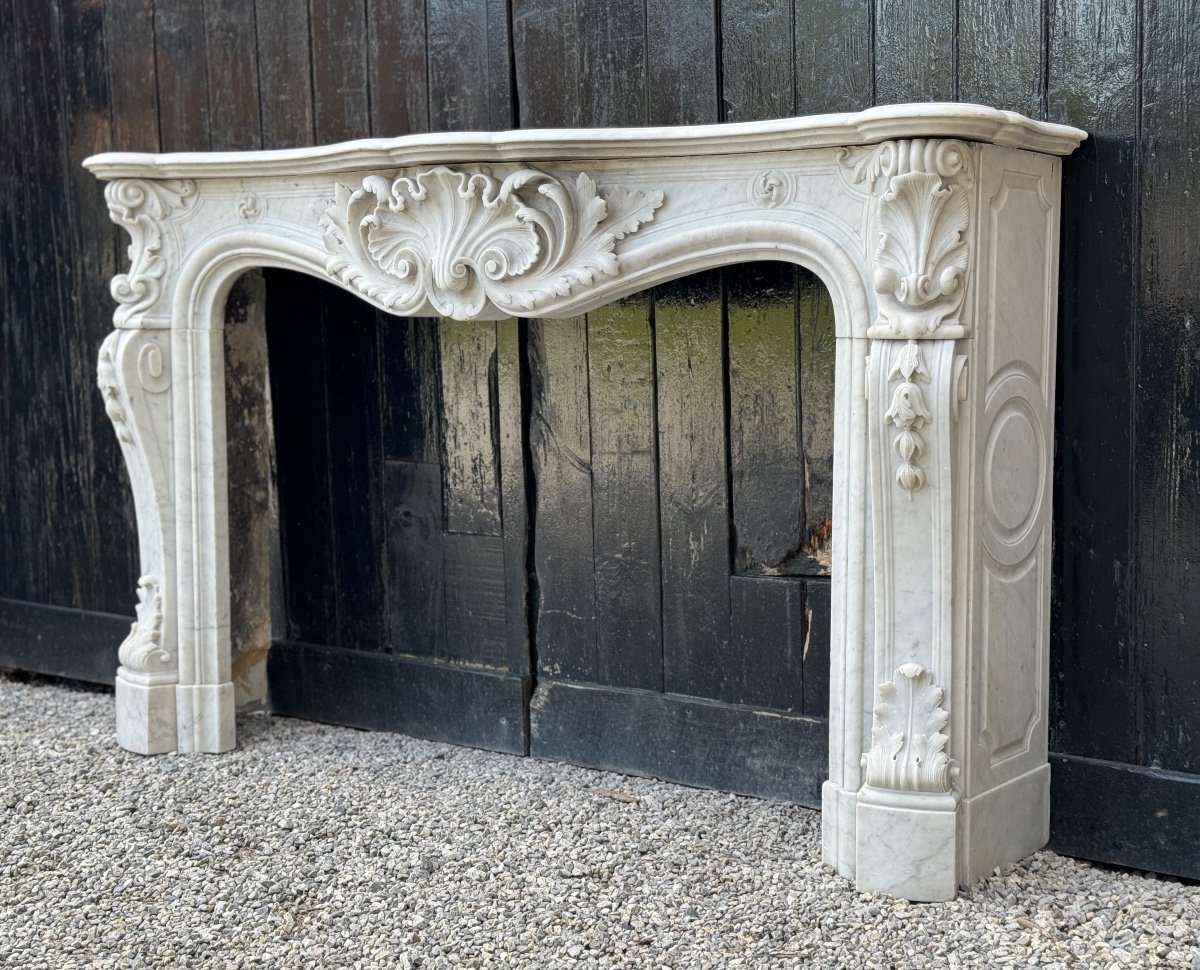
[748,170,789,208]
[884,340,932,494]
[106,179,196,327]
[321,165,664,318]
[118,576,172,674]
[840,139,974,338]
[236,189,263,223]
[862,663,958,793]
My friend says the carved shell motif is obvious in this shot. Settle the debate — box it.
[861,663,958,793]
[321,166,664,318]
[118,576,172,674]
[838,139,974,338]
[874,172,969,335]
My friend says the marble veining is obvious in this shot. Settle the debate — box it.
[83,103,1086,901]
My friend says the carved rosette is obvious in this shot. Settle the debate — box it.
[118,576,172,674]
[884,340,933,493]
[321,165,664,318]
[862,663,958,793]
[105,179,196,327]
[840,139,974,338]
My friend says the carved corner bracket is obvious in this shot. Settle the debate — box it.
[105,179,197,328]
[841,139,975,340]
[862,663,959,794]
[320,165,664,319]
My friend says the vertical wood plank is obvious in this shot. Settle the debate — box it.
[442,533,508,667]
[154,0,212,150]
[254,0,314,148]
[203,0,263,150]
[729,576,805,710]
[439,320,502,536]
[104,0,161,150]
[727,264,806,574]
[428,0,513,130]
[793,0,871,113]
[528,317,597,680]
[265,271,338,645]
[512,0,646,128]
[311,0,370,143]
[59,0,138,615]
[958,0,1046,115]
[798,276,835,570]
[656,272,733,699]
[587,300,662,691]
[1046,0,1138,764]
[1132,0,1200,772]
[803,579,831,716]
[384,459,445,658]
[645,0,718,124]
[368,0,429,136]
[874,0,956,103]
[5,0,75,605]
[323,286,387,651]
[382,318,442,464]
[496,319,529,675]
[720,0,795,121]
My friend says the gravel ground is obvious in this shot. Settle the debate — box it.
[1,671,1197,969]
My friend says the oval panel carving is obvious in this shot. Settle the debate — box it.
[981,372,1047,565]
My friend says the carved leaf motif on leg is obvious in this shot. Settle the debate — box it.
[97,331,131,444]
[861,663,958,793]
[884,340,932,494]
[118,576,172,673]
[321,165,664,318]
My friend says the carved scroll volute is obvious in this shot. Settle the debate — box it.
[840,139,975,339]
[97,329,176,680]
[321,165,664,319]
[862,664,959,793]
[105,179,196,328]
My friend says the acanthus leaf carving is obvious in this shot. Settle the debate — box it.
[118,576,172,674]
[97,330,131,444]
[106,179,196,328]
[321,165,664,318]
[884,340,932,494]
[839,139,974,338]
[861,663,958,793]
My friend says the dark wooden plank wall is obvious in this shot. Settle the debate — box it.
[2,0,1197,875]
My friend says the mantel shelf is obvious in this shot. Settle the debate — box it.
[85,102,1085,179]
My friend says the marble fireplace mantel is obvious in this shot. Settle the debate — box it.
[85,103,1086,901]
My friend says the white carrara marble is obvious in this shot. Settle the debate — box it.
[84,103,1086,901]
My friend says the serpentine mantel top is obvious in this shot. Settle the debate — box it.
[84,103,1086,179]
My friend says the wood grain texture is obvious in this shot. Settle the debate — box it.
[153,0,211,151]
[203,0,263,150]
[1046,0,1139,765]
[528,317,597,680]
[255,0,315,148]
[874,0,955,103]
[587,300,662,692]
[655,273,733,699]
[531,679,827,804]
[958,0,1046,115]
[438,320,502,536]
[1132,0,1200,773]
[269,638,529,753]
